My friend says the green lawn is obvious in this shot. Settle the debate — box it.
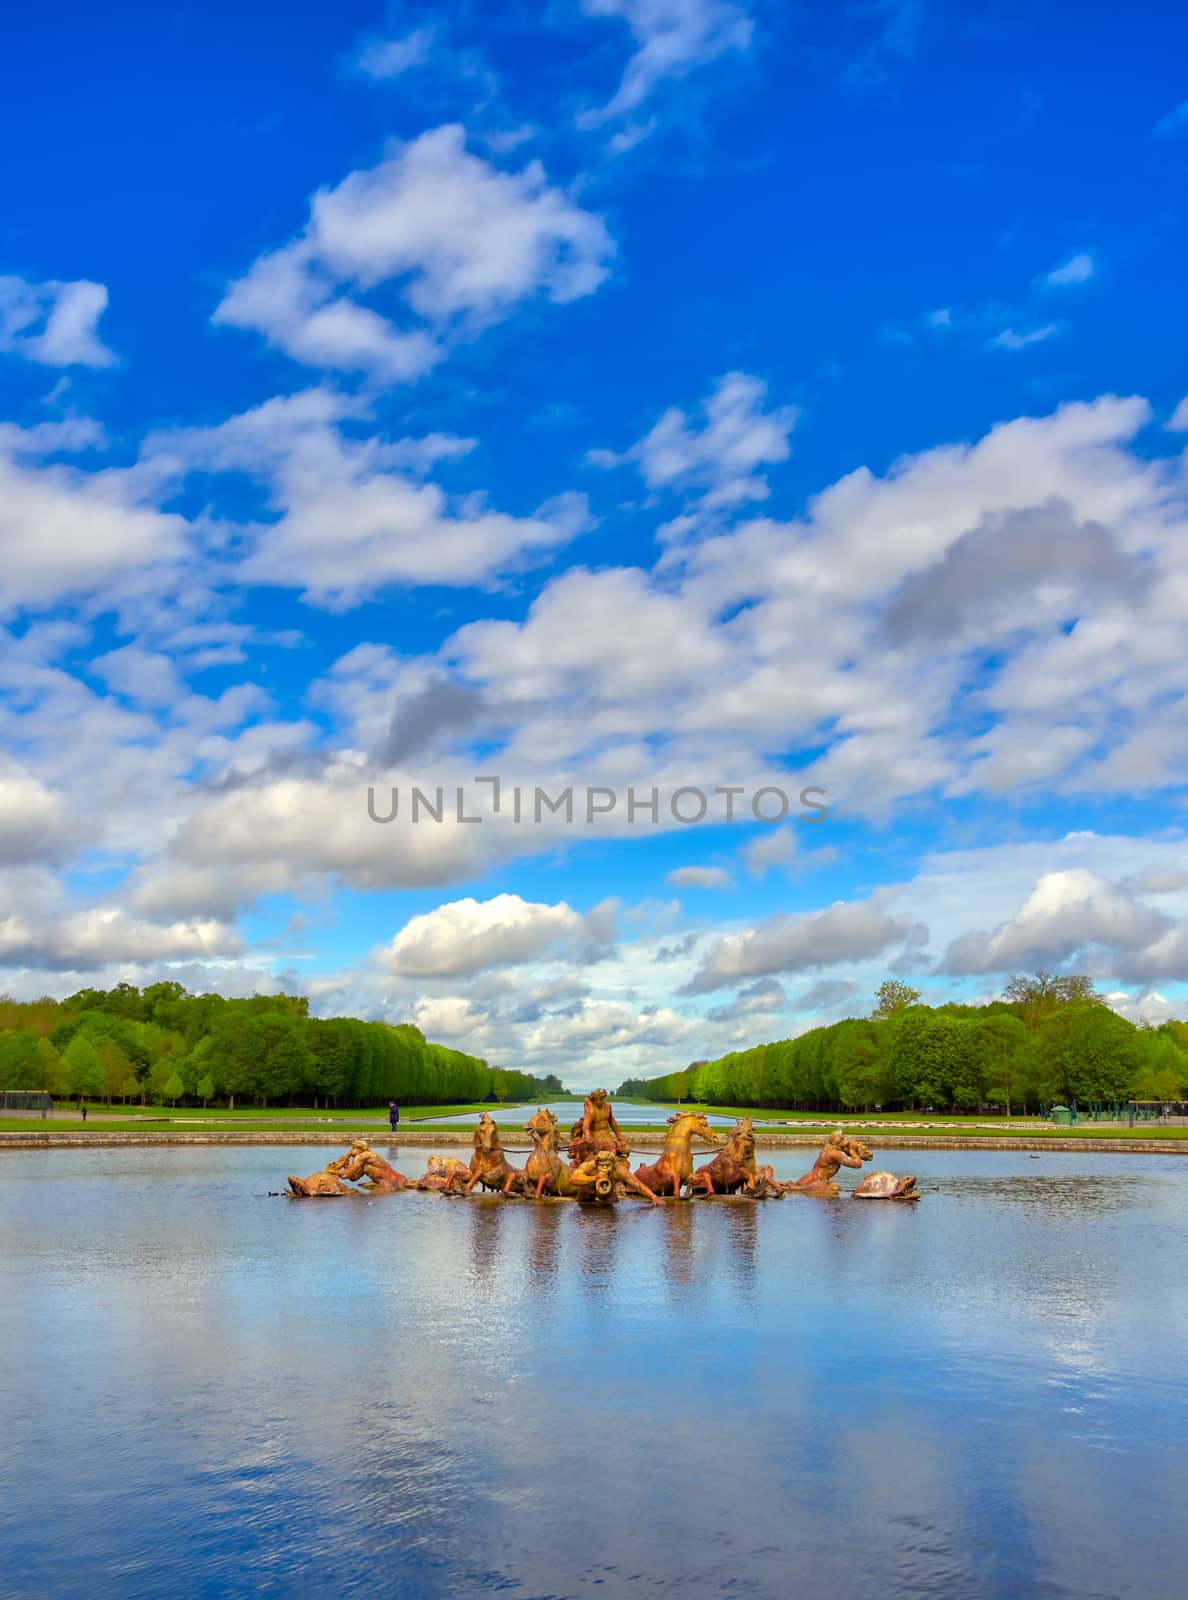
[0,1101,525,1134]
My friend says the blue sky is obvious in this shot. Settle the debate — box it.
[2,0,1187,1085]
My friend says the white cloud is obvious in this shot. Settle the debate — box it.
[147,388,588,603]
[579,0,754,124]
[684,891,922,992]
[0,422,187,614]
[667,864,733,889]
[590,371,796,511]
[215,125,613,379]
[1168,395,1188,432]
[1043,252,1095,288]
[0,760,74,864]
[382,892,616,977]
[0,274,115,368]
[353,27,435,78]
[941,868,1169,975]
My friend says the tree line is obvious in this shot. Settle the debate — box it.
[617,975,1188,1114]
[0,982,565,1109]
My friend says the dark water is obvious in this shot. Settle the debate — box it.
[1,1147,1186,1600]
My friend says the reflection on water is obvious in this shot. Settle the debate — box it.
[424,1099,741,1127]
[1,1147,1186,1600]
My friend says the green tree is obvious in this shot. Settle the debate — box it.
[196,1073,215,1108]
[62,1034,106,1101]
[872,979,922,1020]
[162,1072,184,1107]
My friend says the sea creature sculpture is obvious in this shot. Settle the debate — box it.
[688,1118,782,1197]
[785,1130,874,1198]
[633,1111,723,1200]
[852,1170,920,1200]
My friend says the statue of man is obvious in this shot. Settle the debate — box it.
[569,1087,629,1161]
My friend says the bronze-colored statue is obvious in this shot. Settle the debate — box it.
[336,1141,410,1192]
[464,1112,522,1195]
[415,1155,471,1192]
[633,1110,722,1200]
[786,1130,874,1197]
[514,1107,567,1198]
[569,1148,663,1205]
[568,1088,629,1163]
[287,1159,355,1197]
[853,1170,919,1200]
[689,1118,781,1197]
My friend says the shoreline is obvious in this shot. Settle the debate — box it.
[2,1129,1186,1155]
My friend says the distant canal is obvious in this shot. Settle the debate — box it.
[2,1146,1185,1600]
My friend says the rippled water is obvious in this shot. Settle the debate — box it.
[2,1146,1186,1600]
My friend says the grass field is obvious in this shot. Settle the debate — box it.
[3,1098,1185,1140]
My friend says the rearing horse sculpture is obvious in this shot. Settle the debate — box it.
[688,1118,781,1197]
[634,1111,722,1200]
[465,1112,522,1195]
[513,1107,566,1198]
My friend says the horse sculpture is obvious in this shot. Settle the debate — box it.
[785,1130,874,1197]
[633,1111,722,1200]
[689,1118,782,1197]
[514,1107,567,1198]
[465,1112,523,1195]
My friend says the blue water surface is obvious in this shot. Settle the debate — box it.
[1,1145,1185,1600]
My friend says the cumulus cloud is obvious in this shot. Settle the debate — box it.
[382,893,617,977]
[0,897,241,971]
[589,371,795,512]
[0,421,187,614]
[215,125,613,379]
[940,869,1170,975]
[579,0,754,126]
[0,760,75,864]
[882,499,1149,644]
[684,892,922,993]
[147,388,588,603]
[0,274,115,367]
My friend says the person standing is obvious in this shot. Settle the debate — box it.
[81,1103,88,1123]
[388,1100,400,1133]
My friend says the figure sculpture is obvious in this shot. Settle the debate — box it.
[689,1118,782,1197]
[336,1141,410,1192]
[287,1159,355,1197]
[633,1110,722,1200]
[569,1147,664,1205]
[415,1155,471,1192]
[785,1129,873,1197]
[568,1088,629,1163]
